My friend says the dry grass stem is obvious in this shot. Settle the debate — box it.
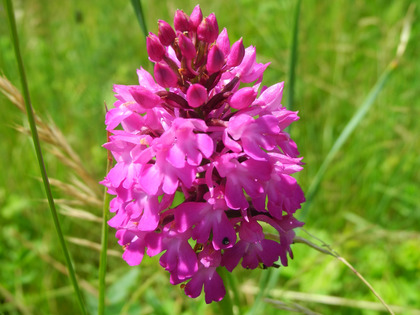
[14,232,98,297]
[49,178,102,208]
[294,230,395,314]
[242,286,420,314]
[1,75,102,199]
[66,236,121,257]
[59,204,102,223]
[0,284,32,315]
[264,298,321,315]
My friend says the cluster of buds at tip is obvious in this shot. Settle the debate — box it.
[102,5,305,304]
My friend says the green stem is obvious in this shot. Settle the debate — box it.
[4,0,86,314]
[286,0,301,112]
[130,0,148,37]
[98,131,113,315]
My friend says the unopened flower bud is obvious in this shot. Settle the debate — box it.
[197,13,219,43]
[146,33,166,62]
[178,33,196,60]
[216,28,230,57]
[186,84,208,108]
[190,5,203,30]
[130,86,161,108]
[154,62,178,88]
[158,20,176,46]
[174,9,190,32]
[207,44,225,74]
[229,87,257,109]
[227,38,245,67]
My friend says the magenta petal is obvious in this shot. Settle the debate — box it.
[154,62,178,88]
[196,133,214,158]
[167,144,186,168]
[241,243,260,269]
[190,5,203,29]
[227,38,245,67]
[207,44,225,74]
[259,239,282,267]
[222,241,247,272]
[146,33,166,62]
[178,33,196,60]
[140,165,161,195]
[225,177,249,210]
[130,86,161,109]
[229,87,257,110]
[216,28,230,56]
[177,241,199,279]
[122,238,145,266]
[184,272,204,299]
[211,212,237,250]
[203,269,225,304]
[158,20,176,46]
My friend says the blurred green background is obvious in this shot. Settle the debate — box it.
[1,0,419,314]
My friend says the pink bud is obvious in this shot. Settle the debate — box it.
[178,33,196,60]
[207,44,225,74]
[174,9,190,32]
[146,33,166,62]
[227,38,245,67]
[154,62,178,88]
[130,86,161,109]
[158,20,176,46]
[186,84,208,108]
[229,87,257,109]
[216,28,230,57]
[197,14,219,43]
[190,5,203,30]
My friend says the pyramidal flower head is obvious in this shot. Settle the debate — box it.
[101,5,305,304]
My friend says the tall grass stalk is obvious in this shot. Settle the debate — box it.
[3,0,86,314]
[286,0,301,112]
[98,130,113,315]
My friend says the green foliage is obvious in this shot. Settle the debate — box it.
[1,0,419,314]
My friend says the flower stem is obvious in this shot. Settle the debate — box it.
[3,0,86,314]
[98,130,113,315]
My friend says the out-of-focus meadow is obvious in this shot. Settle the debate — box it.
[1,0,419,314]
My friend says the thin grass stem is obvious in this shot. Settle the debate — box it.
[3,0,86,313]
[295,231,395,314]
[98,130,114,315]
[286,0,301,112]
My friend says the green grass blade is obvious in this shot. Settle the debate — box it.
[4,1,87,314]
[130,0,148,37]
[301,62,397,218]
[98,130,113,315]
[301,3,413,219]
[286,0,301,112]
